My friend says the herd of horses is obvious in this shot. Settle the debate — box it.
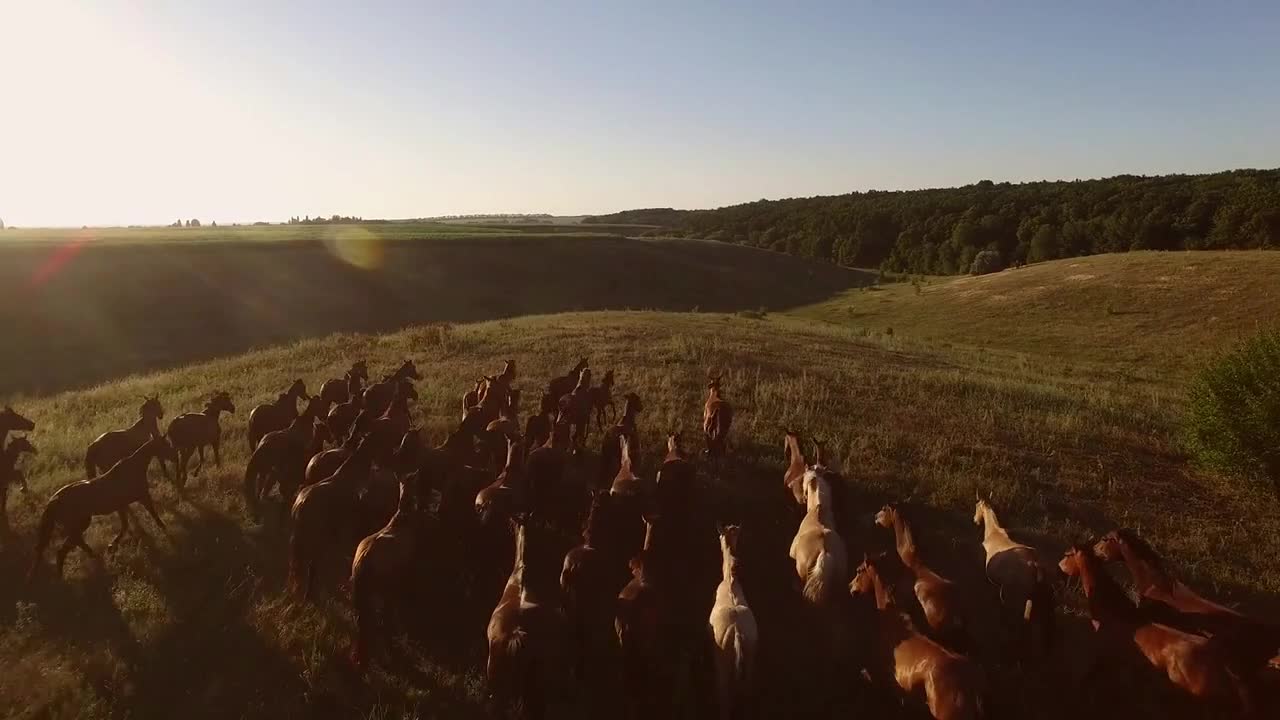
[2,355,1279,719]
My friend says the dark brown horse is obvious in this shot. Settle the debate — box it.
[29,435,177,581]
[320,361,368,405]
[244,397,329,516]
[482,389,522,470]
[523,392,558,456]
[327,388,365,442]
[597,392,642,490]
[548,357,588,402]
[589,369,617,431]
[165,391,235,488]
[304,428,360,488]
[475,435,526,526]
[703,375,733,463]
[361,379,418,461]
[560,489,627,682]
[0,405,36,449]
[247,379,309,450]
[363,360,421,417]
[557,368,594,449]
[290,434,378,600]
[654,432,696,520]
[85,395,166,480]
[616,513,679,718]
[1,436,36,534]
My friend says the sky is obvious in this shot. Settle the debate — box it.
[1,1,1278,227]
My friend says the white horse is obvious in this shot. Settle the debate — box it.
[709,524,758,720]
[789,467,848,607]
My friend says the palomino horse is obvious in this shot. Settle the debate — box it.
[289,435,378,600]
[165,391,235,488]
[850,553,986,720]
[709,523,758,720]
[1,436,36,534]
[703,374,733,463]
[247,379,309,450]
[973,495,1056,654]
[789,467,848,608]
[1094,529,1280,670]
[0,405,36,448]
[597,392,642,490]
[320,361,368,405]
[29,435,178,581]
[589,369,617,431]
[363,360,421,417]
[548,357,588,403]
[84,395,166,480]
[1059,545,1255,717]
[486,514,565,720]
[350,471,429,669]
[875,502,966,643]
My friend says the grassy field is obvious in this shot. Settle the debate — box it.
[0,232,865,395]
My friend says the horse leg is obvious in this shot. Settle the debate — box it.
[192,446,206,477]
[108,510,130,551]
[212,440,222,468]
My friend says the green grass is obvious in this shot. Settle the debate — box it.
[3,304,1279,718]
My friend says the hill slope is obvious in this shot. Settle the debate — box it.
[2,310,1277,719]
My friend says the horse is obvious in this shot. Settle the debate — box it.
[557,368,594,449]
[1059,545,1255,716]
[243,397,330,516]
[616,513,677,718]
[589,369,617,431]
[0,405,36,449]
[84,395,167,481]
[165,391,235,488]
[876,502,967,644]
[482,389,522,470]
[560,489,629,683]
[850,553,986,720]
[782,429,812,506]
[789,467,848,609]
[289,435,378,600]
[486,514,566,720]
[548,357,588,403]
[654,432,696,520]
[708,523,758,720]
[1,436,37,534]
[598,392,642,490]
[476,360,516,416]
[703,374,733,463]
[350,471,429,669]
[475,435,526,527]
[1094,529,1280,670]
[973,495,1056,655]
[327,389,364,442]
[247,379,309,450]
[304,429,360,488]
[462,377,486,419]
[523,392,558,455]
[320,361,368,405]
[361,379,418,462]
[363,360,421,417]
[29,435,178,581]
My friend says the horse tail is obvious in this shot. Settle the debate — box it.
[27,503,57,583]
[803,551,835,606]
[1024,563,1056,650]
[350,550,375,669]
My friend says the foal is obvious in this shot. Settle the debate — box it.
[1059,545,1254,716]
[850,553,986,720]
[30,435,177,581]
[973,495,1055,653]
[1,436,37,534]
[875,503,965,641]
[789,467,848,608]
[709,523,758,720]
[247,379,309,450]
[166,391,235,488]
[84,395,166,480]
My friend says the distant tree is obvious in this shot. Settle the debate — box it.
[211,220,217,227]
[1028,225,1060,263]
[969,249,1003,275]
[188,218,201,227]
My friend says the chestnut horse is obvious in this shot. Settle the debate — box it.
[247,379,309,450]
[85,395,166,480]
[289,435,378,600]
[29,435,177,581]
[709,523,758,720]
[1059,545,1254,716]
[850,553,986,720]
[1,436,37,534]
[703,375,733,463]
[876,502,966,644]
[597,392,642,490]
[0,405,36,449]
[789,467,848,608]
[166,391,235,488]
[363,360,421,417]
[973,496,1056,654]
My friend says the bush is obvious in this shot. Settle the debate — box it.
[1184,328,1280,496]
[969,250,1003,275]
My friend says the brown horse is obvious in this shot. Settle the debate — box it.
[363,360,421,417]
[290,434,378,600]
[482,389,522,470]
[475,435,526,526]
[1059,545,1254,716]
[560,489,628,682]
[973,496,1056,654]
[876,502,966,642]
[29,435,178,581]
[244,397,329,515]
[703,375,733,463]
[477,360,516,414]
[362,379,418,461]
[0,405,36,449]
[85,395,166,480]
[598,392,642,489]
[1,436,36,534]
[654,432,696,520]
[486,514,566,720]
[709,523,758,720]
[304,429,360,488]
[462,376,486,418]
[609,434,650,500]
[165,391,235,488]
[782,429,812,506]
[789,467,848,608]
[327,389,364,442]
[523,392,558,455]
[616,513,679,717]
[589,369,616,431]
[526,416,578,532]
[557,368,594,449]
[1094,529,1280,669]
[850,553,986,720]
[548,357,588,402]
[247,379,309,450]
[320,361,368,405]
[350,471,428,669]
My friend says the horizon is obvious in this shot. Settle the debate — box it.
[3,1,1279,227]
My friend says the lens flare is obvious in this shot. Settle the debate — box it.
[324,226,384,270]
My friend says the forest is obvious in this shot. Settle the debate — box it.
[587,170,1280,274]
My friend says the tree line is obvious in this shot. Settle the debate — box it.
[586,169,1280,274]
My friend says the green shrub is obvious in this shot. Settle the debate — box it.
[969,249,1003,275]
[1184,328,1280,496]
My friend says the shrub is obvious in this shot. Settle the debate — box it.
[969,250,1003,276]
[1184,328,1280,496]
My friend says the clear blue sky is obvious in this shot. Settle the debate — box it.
[2,1,1278,226]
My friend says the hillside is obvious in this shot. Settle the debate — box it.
[0,232,865,395]
[2,309,1278,719]
[790,251,1280,380]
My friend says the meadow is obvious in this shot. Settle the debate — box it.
[1,248,1278,719]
